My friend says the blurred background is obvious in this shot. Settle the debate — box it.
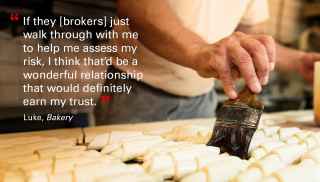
[0,0,319,132]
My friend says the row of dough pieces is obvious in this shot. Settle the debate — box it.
[162,125,320,161]
[235,127,320,182]
[0,136,159,182]
[162,108,316,143]
[87,126,320,162]
[249,127,320,159]
[162,125,319,146]
[182,140,320,182]
[168,126,320,182]
[87,131,249,181]
[2,125,317,182]
[87,126,320,182]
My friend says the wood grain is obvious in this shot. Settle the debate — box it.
[0,111,318,140]
[315,62,320,125]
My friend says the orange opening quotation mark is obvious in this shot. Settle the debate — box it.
[10,12,19,22]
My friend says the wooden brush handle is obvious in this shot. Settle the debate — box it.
[226,87,264,110]
[237,87,255,103]
[315,62,320,125]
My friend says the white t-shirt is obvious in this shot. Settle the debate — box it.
[112,0,269,96]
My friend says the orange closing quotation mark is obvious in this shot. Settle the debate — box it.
[100,96,112,103]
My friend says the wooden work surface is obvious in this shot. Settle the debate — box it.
[0,110,318,140]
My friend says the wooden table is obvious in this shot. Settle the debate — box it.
[0,110,318,140]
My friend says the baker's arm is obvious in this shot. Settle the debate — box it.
[117,0,275,98]
[117,0,205,69]
[237,23,320,83]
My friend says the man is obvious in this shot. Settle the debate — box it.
[95,0,320,124]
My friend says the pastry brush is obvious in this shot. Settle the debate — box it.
[207,87,264,159]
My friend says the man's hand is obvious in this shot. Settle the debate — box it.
[191,32,276,99]
[296,52,320,84]
[118,1,276,99]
